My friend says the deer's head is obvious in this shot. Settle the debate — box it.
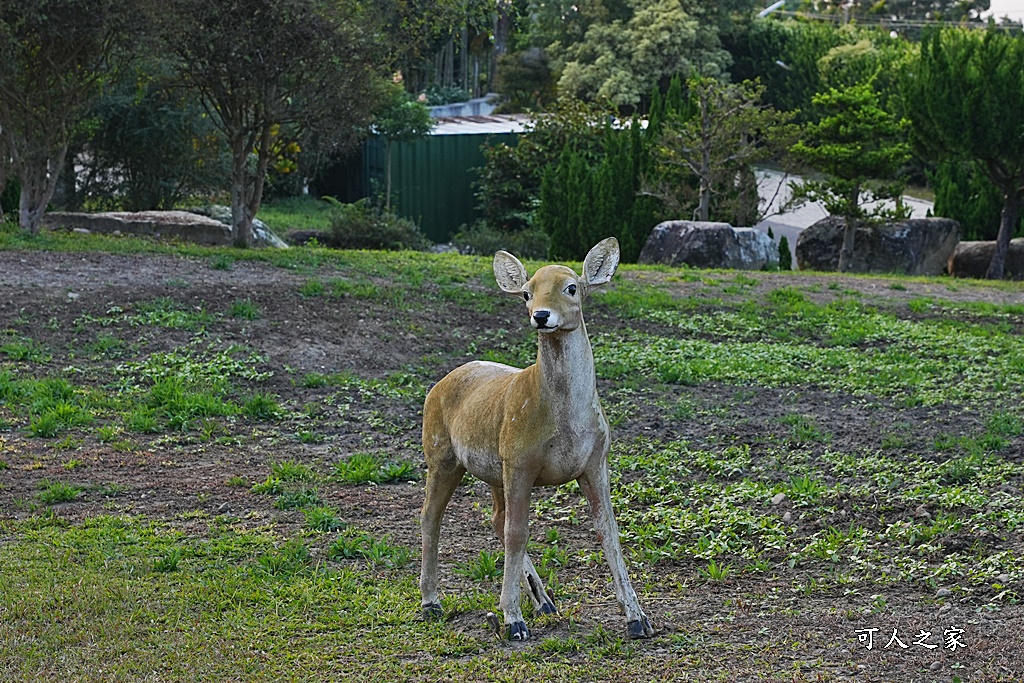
[493,238,620,333]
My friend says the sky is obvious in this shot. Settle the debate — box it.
[985,0,1024,21]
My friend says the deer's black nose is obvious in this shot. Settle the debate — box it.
[533,310,551,326]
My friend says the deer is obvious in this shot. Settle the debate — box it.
[419,237,653,642]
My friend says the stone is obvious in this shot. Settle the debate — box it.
[639,220,778,271]
[795,216,960,275]
[948,238,1024,280]
[935,587,952,598]
[996,573,1011,584]
[782,511,792,524]
[771,492,787,506]
[188,205,289,248]
[43,209,288,249]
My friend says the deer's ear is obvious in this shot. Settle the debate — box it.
[494,250,529,294]
[583,237,620,287]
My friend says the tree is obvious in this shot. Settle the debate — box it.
[810,0,990,22]
[788,81,911,273]
[156,0,390,246]
[0,0,137,232]
[77,59,229,211]
[554,0,731,107]
[374,82,434,211]
[647,76,796,225]
[538,117,662,262]
[0,131,9,222]
[907,28,1024,279]
[930,160,1019,241]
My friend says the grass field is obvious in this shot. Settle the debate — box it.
[0,225,1021,682]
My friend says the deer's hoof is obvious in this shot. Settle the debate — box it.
[421,602,443,621]
[506,620,530,641]
[540,587,558,614]
[626,616,654,640]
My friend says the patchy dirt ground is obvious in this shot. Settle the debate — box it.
[1,248,1022,682]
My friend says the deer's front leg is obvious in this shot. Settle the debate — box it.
[498,471,534,640]
[578,459,654,640]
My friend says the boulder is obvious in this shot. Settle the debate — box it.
[795,216,959,275]
[638,220,778,270]
[45,211,233,245]
[44,208,288,248]
[188,205,289,248]
[948,238,1024,280]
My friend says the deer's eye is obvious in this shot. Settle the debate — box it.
[566,284,577,296]
[522,291,531,302]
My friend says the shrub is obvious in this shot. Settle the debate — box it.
[326,198,430,251]
[779,235,792,271]
[451,221,550,260]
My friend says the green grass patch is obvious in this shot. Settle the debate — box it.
[332,452,417,484]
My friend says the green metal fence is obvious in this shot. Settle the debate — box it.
[362,132,520,243]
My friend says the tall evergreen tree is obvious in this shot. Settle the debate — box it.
[908,28,1024,279]
[788,81,911,273]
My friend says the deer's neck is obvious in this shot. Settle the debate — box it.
[534,320,598,408]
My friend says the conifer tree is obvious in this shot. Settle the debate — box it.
[908,28,1024,278]
[788,81,910,272]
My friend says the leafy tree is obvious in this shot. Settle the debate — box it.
[77,60,229,210]
[0,0,138,232]
[155,0,390,246]
[788,81,911,273]
[373,83,434,211]
[907,28,1024,279]
[723,17,846,122]
[495,47,556,112]
[475,97,611,233]
[810,0,990,21]
[646,76,797,225]
[553,0,731,107]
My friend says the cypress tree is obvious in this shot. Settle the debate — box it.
[778,235,792,271]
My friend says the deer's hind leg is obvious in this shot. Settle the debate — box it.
[420,446,465,620]
[490,485,557,617]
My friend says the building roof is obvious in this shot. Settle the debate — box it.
[430,115,532,136]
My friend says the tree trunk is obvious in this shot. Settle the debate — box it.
[837,219,857,273]
[837,186,860,273]
[229,136,254,248]
[0,131,8,223]
[385,137,393,211]
[986,193,1020,279]
[15,144,67,234]
[698,96,711,222]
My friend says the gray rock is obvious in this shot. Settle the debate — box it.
[795,216,960,275]
[429,243,460,254]
[936,587,952,598]
[44,208,288,249]
[782,511,792,524]
[639,220,778,271]
[771,492,788,506]
[948,238,1024,280]
[45,211,233,245]
[996,573,1011,584]
[188,205,289,248]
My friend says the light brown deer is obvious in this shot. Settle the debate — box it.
[419,237,653,641]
